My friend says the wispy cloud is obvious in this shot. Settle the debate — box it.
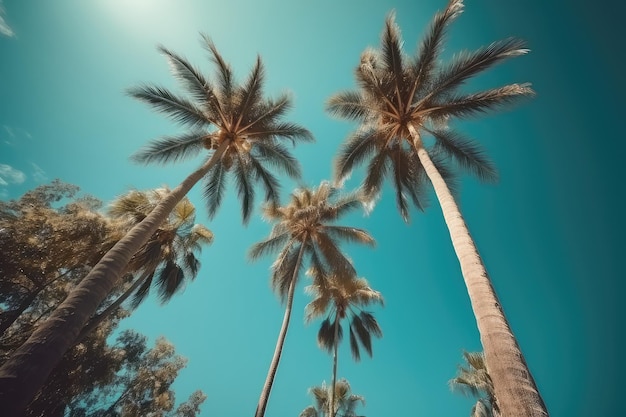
[31,163,47,183]
[0,163,26,186]
[0,1,15,38]
[2,125,32,146]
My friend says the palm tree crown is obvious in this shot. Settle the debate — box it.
[249,181,375,299]
[450,351,498,417]
[299,379,365,417]
[305,268,383,361]
[108,188,213,306]
[129,35,313,222]
[327,0,533,220]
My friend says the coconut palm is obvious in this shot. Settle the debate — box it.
[305,267,382,417]
[299,379,365,417]
[249,181,375,417]
[0,36,312,416]
[326,2,546,416]
[450,351,498,417]
[77,188,213,342]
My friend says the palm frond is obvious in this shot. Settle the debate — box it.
[253,140,302,178]
[203,159,227,219]
[381,12,405,96]
[428,83,534,121]
[248,154,280,207]
[314,233,356,278]
[249,122,314,144]
[248,231,290,260]
[233,152,255,224]
[316,318,335,353]
[131,131,207,165]
[156,261,185,303]
[362,147,390,199]
[350,313,373,357]
[359,311,383,338]
[410,0,464,99]
[200,34,234,106]
[324,226,375,247]
[157,45,211,105]
[348,325,361,362]
[326,91,373,121]
[334,128,383,184]
[127,85,208,128]
[430,129,498,182]
[271,242,302,301]
[130,272,154,309]
[427,37,529,99]
[234,55,265,128]
[183,252,200,278]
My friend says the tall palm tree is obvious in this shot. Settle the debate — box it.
[249,181,375,417]
[299,379,365,417]
[77,188,214,342]
[450,351,498,417]
[0,36,311,416]
[326,2,547,416]
[305,267,382,417]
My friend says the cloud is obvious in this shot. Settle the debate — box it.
[31,163,47,183]
[2,125,32,146]
[0,163,26,185]
[0,1,14,38]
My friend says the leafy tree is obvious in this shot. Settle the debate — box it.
[249,182,374,417]
[0,183,205,416]
[299,379,365,417]
[0,180,113,336]
[305,268,382,417]
[67,335,206,417]
[78,188,213,341]
[0,36,312,415]
[449,351,498,417]
[326,1,546,415]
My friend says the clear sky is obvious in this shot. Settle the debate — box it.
[0,0,623,416]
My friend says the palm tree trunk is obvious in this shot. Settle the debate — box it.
[329,316,340,417]
[75,269,151,344]
[0,142,228,417]
[408,124,548,417]
[255,241,307,417]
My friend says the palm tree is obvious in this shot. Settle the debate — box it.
[299,379,365,417]
[305,267,382,417]
[0,36,312,416]
[77,188,214,342]
[249,181,375,417]
[449,351,498,417]
[326,2,547,416]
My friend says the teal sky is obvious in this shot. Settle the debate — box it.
[0,1,622,416]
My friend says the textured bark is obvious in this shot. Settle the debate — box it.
[0,143,227,416]
[75,269,149,344]
[408,124,548,417]
[255,241,307,417]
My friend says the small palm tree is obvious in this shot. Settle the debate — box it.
[77,188,213,341]
[249,181,375,417]
[450,351,498,417]
[305,268,382,417]
[326,2,546,415]
[299,379,365,417]
[0,36,312,415]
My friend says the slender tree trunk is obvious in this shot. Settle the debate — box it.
[255,241,307,417]
[75,269,151,344]
[0,267,78,336]
[408,124,548,417]
[329,315,340,417]
[0,142,228,417]
[0,289,42,336]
